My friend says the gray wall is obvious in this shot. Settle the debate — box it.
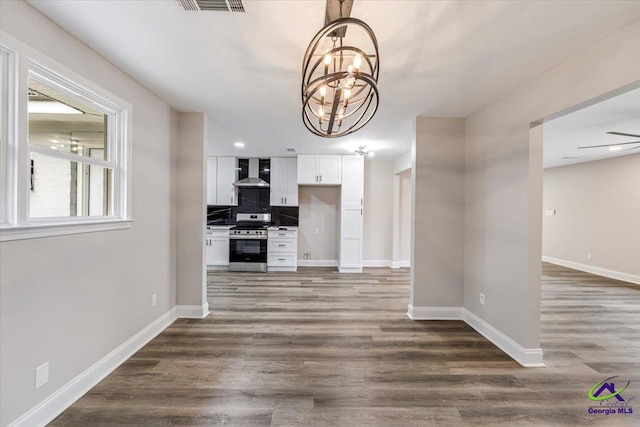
[464,19,640,349]
[411,118,466,308]
[363,159,394,262]
[543,154,640,277]
[175,112,207,308]
[399,170,411,262]
[0,1,176,425]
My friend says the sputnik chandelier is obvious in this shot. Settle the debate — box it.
[301,0,380,138]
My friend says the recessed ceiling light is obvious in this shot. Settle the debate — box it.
[609,146,622,152]
[234,142,245,148]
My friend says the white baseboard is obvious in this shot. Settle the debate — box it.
[363,260,391,267]
[391,260,410,269]
[338,267,363,274]
[176,303,210,319]
[297,259,338,267]
[8,308,177,427]
[406,305,545,368]
[463,310,545,367]
[542,256,640,285]
[267,266,297,272]
[407,305,464,320]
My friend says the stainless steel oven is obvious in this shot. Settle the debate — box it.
[228,213,270,272]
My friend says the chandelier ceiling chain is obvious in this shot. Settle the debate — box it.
[301,0,380,138]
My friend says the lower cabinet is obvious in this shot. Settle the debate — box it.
[267,229,297,272]
[206,229,229,267]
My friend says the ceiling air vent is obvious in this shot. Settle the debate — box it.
[177,0,245,12]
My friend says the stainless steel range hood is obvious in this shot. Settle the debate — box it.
[234,158,269,187]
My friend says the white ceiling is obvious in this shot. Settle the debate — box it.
[544,88,640,169]
[27,0,640,159]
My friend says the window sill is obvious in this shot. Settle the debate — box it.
[0,219,133,242]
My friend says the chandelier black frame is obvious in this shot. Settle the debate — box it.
[301,12,380,138]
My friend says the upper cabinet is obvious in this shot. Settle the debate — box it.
[297,155,342,185]
[270,157,298,206]
[207,156,238,206]
[206,157,218,205]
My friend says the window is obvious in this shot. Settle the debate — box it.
[0,34,132,241]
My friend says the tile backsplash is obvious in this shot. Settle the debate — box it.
[207,188,298,226]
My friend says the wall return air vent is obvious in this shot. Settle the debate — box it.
[178,0,245,12]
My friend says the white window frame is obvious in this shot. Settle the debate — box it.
[0,43,17,228]
[0,32,133,241]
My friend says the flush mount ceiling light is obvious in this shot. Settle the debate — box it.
[354,145,374,157]
[301,0,379,138]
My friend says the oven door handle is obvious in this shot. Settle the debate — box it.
[229,235,268,240]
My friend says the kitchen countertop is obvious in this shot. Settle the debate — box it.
[206,225,233,231]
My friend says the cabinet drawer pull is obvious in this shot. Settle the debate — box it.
[278,244,286,247]
[279,258,285,261]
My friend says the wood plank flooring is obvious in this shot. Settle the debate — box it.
[51,263,640,426]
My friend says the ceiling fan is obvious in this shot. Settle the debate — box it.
[578,132,640,152]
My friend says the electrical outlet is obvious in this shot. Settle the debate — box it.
[151,293,157,307]
[304,253,311,260]
[35,362,49,390]
[587,253,592,260]
[315,228,320,235]
[479,293,485,306]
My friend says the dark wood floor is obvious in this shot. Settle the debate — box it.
[51,263,640,426]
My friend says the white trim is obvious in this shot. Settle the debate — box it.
[0,41,18,228]
[28,144,115,169]
[267,266,297,272]
[338,267,363,273]
[363,260,391,267]
[207,265,229,271]
[406,305,545,367]
[542,256,640,285]
[297,259,338,267]
[463,309,545,368]
[391,260,410,269]
[176,303,210,319]
[0,219,132,241]
[406,305,464,320]
[7,308,177,427]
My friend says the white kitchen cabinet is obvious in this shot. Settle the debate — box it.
[206,229,230,268]
[267,228,297,272]
[339,155,364,273]
[207,156,238,206]
[206,157,217,205]
[216,156,238,206]
[270,157,298,206]
[297,155,342,185]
